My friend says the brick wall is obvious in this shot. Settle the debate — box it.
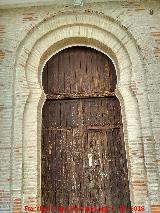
[0,1,160,212]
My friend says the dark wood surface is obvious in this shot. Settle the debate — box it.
[41,47,131,212]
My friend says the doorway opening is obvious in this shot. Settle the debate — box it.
[41,46,131,212]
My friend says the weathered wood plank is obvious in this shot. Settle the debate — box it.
[42,47,131,213]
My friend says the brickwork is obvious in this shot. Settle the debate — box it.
[0,1,160,212]
[151,205,160,213]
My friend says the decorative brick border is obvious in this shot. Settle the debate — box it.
[12,11,160,212]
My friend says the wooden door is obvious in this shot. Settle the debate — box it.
[41,47,131,212]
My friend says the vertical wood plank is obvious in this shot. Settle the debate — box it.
[41,47,131,213]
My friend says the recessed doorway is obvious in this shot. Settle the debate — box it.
[41,46,131,212]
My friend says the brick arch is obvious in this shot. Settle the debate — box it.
[12,11,159,212]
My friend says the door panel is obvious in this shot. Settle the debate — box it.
[44,47,116,98]
[42,47,131,212]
